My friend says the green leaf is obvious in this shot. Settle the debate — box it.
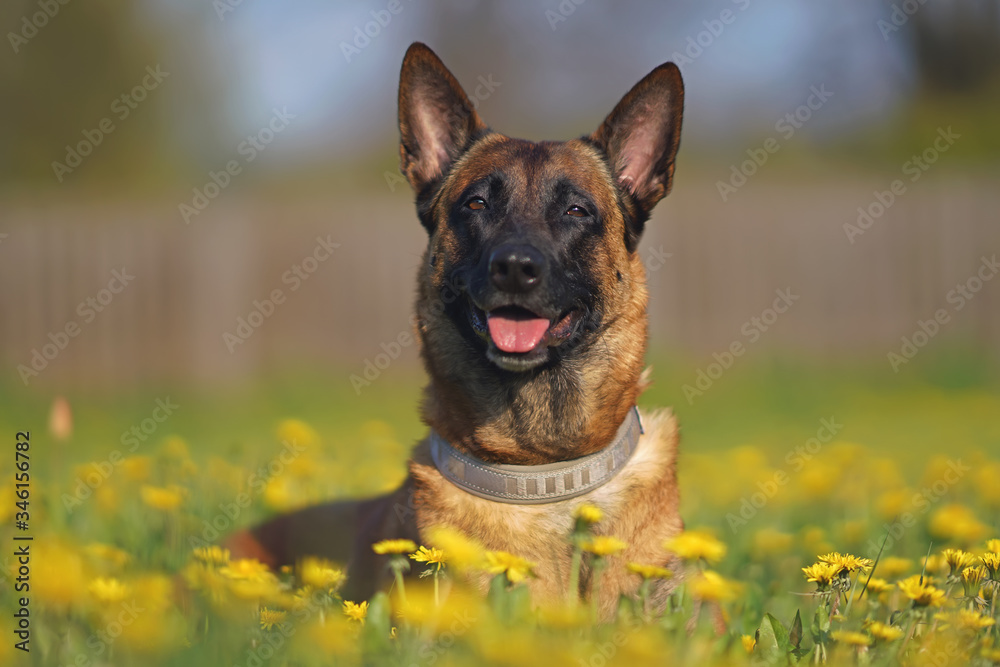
[488,572,523,623]
[361,591,393,656]
[758,612,792,657]
[810,605,831,647]
[789,609,803,649]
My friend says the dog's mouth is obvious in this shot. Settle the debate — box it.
[468,302,583,371]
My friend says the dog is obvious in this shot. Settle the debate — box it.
[228,42,685,618]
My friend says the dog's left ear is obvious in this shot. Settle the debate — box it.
[398,42,487,200]
[591,63,684,249]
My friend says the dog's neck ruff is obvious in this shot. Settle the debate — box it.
[429,407,643,505]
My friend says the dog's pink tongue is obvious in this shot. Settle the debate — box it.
[487,312,550,353]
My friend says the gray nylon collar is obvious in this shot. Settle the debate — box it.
[429,407,644,505]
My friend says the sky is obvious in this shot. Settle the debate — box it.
[154,0,920,166]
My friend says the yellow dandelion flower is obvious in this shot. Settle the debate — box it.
[863,577,894,596]
[935,609,995,632]
[581,536,627,557]
[33,540,88,610]
[220,558,272,582]
[942,548,978,575]
[140,484,186,511]
[484,551,536,584]
[277,419,320,450]
[982,552,1000,578]
[120,456,152,482]
[798,462,838,499]
[410,546,447,571]
[987,539,1000,554]
[879,556,912,579]
[535,603,591,628]
[974,464,1000,508]
[875,488,909,521]
[664,529,727,564]
[574,503,603,524]
[928,504,988,544]
[831,630,872,647]
[0,485,14,524]
[161,436,190,460]
[961,566,985,596]
[898,575,947,607]
[88,577,131,604]
[741,634,756,653]
[425,525,484,571]
[115,607,184,655]
[259,607,287,631]
[298,557,346,592]
[867,621,904,642]
[627,563,673,580]
[84,543,131,569]
[802,562,839,589]
[263,475,300,512]
[133,574,174,612]
[372,539,417,555]
[227,576,283,603]
[343,600,368,624]
[393,584,479,630]
[690,570,741,602]
[302,617,356,657]
[192,546,230,566]
[94,485,120,515]
[817,552,873,575]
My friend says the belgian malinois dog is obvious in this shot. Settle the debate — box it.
[229,42,685,618]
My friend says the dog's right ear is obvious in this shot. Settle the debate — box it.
[398,43,486,197]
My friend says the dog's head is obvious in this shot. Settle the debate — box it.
[399,42,683,376]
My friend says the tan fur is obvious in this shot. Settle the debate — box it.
[410,408,682,617]
[229,43,686,620]
[417,138,648,465]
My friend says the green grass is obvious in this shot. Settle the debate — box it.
[2,348,999,665]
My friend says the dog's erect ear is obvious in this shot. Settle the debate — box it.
[591,63,684,248]
[398,43,486,196]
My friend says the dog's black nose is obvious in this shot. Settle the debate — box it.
[489,244,545,294]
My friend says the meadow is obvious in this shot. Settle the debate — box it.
[2,350,999,666]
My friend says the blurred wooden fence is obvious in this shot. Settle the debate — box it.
[2,174,998,389]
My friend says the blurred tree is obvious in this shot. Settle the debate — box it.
[904,0,1000,95]
[0,0,227,191]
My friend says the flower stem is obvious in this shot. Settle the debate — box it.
[391,557,407,604]
[591,558,606,622]
[568,545,583,606]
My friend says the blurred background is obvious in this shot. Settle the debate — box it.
[1,0,999,503]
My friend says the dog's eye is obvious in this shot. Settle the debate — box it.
[565,205,589,217]
[466,197,487,211]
